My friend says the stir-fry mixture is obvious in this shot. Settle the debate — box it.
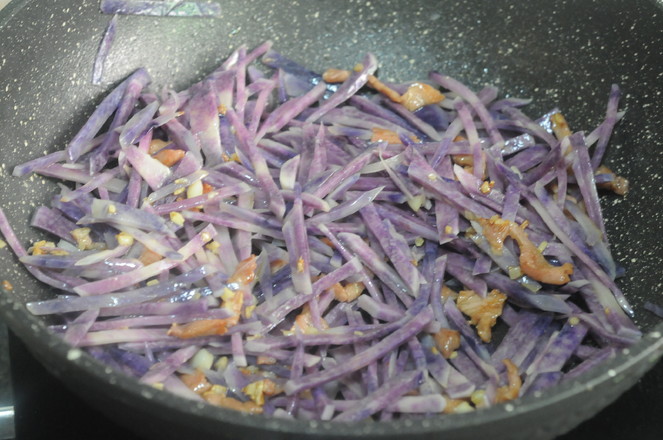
[0,41,639,421]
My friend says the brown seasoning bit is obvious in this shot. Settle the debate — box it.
[477,215,574,285]
[433,328,461,359]
[550,112,572,140]
[296,256,305,273]
[180,369,213,394]
[596,165,629,195]
[456,289,507,343]
[399,82,445,112]
[476,215,511,254]
[366,75,404,104]
[495,359,522,403]
[153,148,186,167]
[322,68,351,83]
[440,285,458,301]
[332,281,365,302]
[291,304,328,334]
[148,139,170,155]
[169,256,256,339]
[203,394,264,414]
[451,154,474,166]
[138,248,164,266]
[322,68,444,112]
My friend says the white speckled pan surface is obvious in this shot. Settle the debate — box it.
[1,1,663,439]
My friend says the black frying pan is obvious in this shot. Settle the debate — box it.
[1,0,663,439]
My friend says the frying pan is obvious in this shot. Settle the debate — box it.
[1,0,663,439]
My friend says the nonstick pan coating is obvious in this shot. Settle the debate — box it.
[1,1,663,439]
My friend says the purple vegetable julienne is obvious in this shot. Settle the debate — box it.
[100,0,222,18]
[92,14,117,85]
[0,40,643,421]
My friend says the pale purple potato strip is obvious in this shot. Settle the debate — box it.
[161,376,204,401]
[100,0,222,17]
[526,184,633,315]
[64,309,100,346]
[255,82,327,140]
[386,392,446,414]
[59,171,119,203]
[245,319,405,351]
[171,151,203,180]
[491,312,554,372]
[563,347,617,382]
[19,252,99,270]
[454,99,485,179]
[282,194,313,296]
[145,169,208,204]
[26,266,211,315]
[111,227,181,261]
[279,154,300,191]
[162,119,202,162]
[150,182,252,215]
[182,210,284,240]
[299,124,328,184]
[99,294,210,318]
[568,132,607,239]
[308,186,383,226]
[227,109,286,218]
[0,208,79,292]
[12,150,68,177]
[430,72,504,146]
[91,68,152,172]
[188,80,224,165]
[333,370,423,421]
[317,224,385,302]
[357,294,405,320]
[305,53,378,123]
[382,98,442,141]
[234,192,255,262]
[321,106,420,140]
[591,84,621,170]
[522,320,589,393]
[74,245,131,266]
[359,204,421,296]
[248,76,278,134]
[407,150,496,219]
[34,164,127,193]
[75,309,231,332]
[73,224,216,296]
[92,14,117,85]
[257,258,362,333]
[30,206,78,242]
[85,198,174,237]
[308,148,374,200]
[77,328,172,346]
[284,307,433,395]
[119,100,160,148]
[213,200,282,230]
[67,68,149,162]
[338,232,413,304]
[122,145,172,190]
[140,345,200,384]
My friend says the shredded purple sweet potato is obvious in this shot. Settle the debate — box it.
[92,14,117,85]
[0,41,640,421]
[100,0,222,18]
